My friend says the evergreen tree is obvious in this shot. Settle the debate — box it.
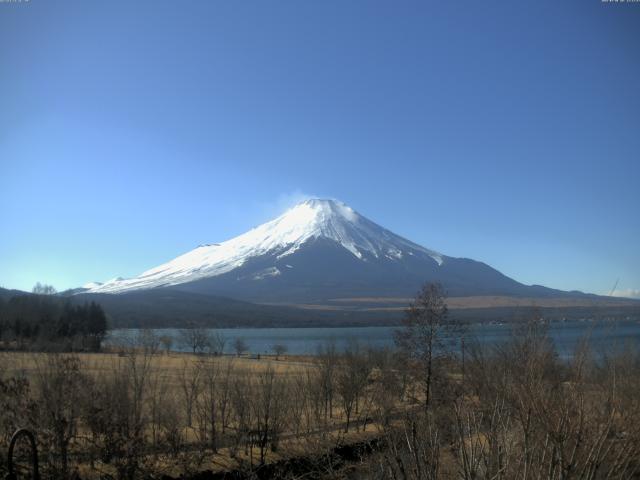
[0,291,108,351]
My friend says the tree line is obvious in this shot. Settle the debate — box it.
[0,284,108,351]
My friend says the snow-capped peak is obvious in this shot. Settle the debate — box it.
[85,198,444,294]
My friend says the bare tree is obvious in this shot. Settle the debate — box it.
[136,329,160,354]
[195,357,233,452]
[34,354,85,478]
[210,331,227,355]
[336,342,370,432]
[159,335,173,354]
[317,340,338,422]
[233,337,248,357]
[394,282,456,412]
[272,343,287,360]
[370,348,402,428]
[147,363,171,451]
[178,359,202,428]
[229,371,252,459]
[303,368,326,435]
[374,415,441,480]
[250,367,288,465]
[289,371,311,437]
[217,359,235,434]
[86,348,155,480]
[179,328,211,354]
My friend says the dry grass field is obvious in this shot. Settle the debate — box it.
[0,350,315,379]
[0,347,400,479]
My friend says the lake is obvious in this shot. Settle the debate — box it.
[106,319,640,357]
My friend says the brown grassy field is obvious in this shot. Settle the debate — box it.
[0,350,314,378]
[0,348,398,479]
[264,294,640,314]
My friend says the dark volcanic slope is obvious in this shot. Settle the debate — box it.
[172,236,577,303]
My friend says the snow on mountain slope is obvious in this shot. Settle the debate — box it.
[87,199,444,294]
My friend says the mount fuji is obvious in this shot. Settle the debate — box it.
[71,198,640,327]
[82,199,580,302]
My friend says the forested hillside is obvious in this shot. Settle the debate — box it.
[0,286,108,350]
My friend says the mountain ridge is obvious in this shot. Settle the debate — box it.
[78,198,606,306]
[85,199,445,294]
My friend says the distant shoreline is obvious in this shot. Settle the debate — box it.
[105,319,640,357]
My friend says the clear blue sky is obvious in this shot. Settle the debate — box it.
[1,0,638,297]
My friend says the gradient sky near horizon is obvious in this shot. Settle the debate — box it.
[1,0,639,297]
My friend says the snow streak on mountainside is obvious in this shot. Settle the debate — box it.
[87,199,445,294]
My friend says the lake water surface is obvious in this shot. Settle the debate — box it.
[107,320,640,357]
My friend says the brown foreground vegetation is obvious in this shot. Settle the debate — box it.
[360,322,640,480]
[0,337,408,479]
[1,322,639,480]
